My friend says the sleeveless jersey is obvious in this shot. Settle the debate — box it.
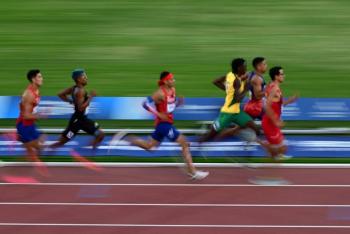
[155,87,176,125]
[262,82,284,145]
[220,72,246,114]
[16,84,40,126]
[72,86,89,118]
[265,82,283,118]
[247,71,266,100]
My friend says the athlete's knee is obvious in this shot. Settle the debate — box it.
[181,141,190,149]
[51,136,69,148]
[144,144,153,150]
[145,141,158,150]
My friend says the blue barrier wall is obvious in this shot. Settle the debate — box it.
[1,96,350,121]
[1,135,350,157]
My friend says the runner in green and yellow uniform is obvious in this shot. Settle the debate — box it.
[199,58,260,142]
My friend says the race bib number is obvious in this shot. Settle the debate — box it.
[66,131,74,139]
[167,103,176,113]
[33,106,39,114]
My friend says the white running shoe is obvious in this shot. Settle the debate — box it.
[108,131,128,154]
[189,170,209,180]
[275,154,293,161]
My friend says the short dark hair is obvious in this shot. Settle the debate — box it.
[231,58,246,74]
[72,68,85,81]
[252,57,265,69]
[160,71,171,80]
[269,66,283,81]
[27,69,40,82]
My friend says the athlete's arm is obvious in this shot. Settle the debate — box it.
[283,94,298,106]
[212,75,226,91]
[233,79,247,102]
[265,87,284,127]
[142,96,157,115]
[58,87,74,104]
[22,91,39,120]
[75,89,94,112]
[251,76,265,99]
[142,90,169,121]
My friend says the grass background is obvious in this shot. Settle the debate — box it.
[0,0,349,98]
[0,1,349,162]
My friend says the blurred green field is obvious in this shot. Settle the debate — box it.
[0,0,349,97]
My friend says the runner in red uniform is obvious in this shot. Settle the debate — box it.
[262,66,298,160]
[16,69,46,172]
[129,71,209,180]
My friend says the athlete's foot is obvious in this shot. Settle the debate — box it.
[70,149,103,172]
[33,161,50,177]
[188,170,209,180]
[107,132,126,155]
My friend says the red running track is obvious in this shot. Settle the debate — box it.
[1,165,350,234]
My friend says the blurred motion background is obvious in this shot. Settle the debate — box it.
[0,0,349,97]
[0,0,349,161]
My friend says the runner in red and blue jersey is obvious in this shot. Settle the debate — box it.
[129,71,209,180]
[16,69,45,165]
[244,57,267,119]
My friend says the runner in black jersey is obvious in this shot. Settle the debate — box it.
[50,69,104,149]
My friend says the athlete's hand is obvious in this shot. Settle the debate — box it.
[176,96,184,107]
[90,90,97,97]
[284,93,299,106]
[40,106,53,118]
[275,120,285,128]
[37,112,48,119]
[289,94,299,103]
[240,72,249,81]
[157,112,170,121]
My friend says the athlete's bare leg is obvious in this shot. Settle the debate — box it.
[50,136,70,149]
[129,135,159,150]
[176,134,196,174]
[176,134,209,179]
[198,126,218,143]
[271,145,288,160]
[23,140,48,176]
[91,130,105,149]
[259,140,288,160]
[214,126,240,140]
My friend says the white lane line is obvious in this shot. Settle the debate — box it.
[1,182,350,187]
[0,202,349,207]
[3,162,350,168]
[0,223,350,228]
